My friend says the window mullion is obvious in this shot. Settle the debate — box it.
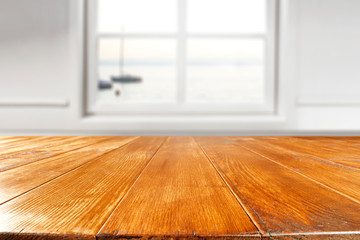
[177,0,187,104]
[98,33,177,38]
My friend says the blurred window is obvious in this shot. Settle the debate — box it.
[87,0,277,114]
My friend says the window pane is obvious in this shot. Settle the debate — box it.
[187,0,266,34]
[187,39,264,103]
[97,0,177,33]
[97,38,176,103]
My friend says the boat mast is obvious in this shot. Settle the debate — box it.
[119,26,125,76]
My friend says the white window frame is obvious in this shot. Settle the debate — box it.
[86,0,278,115]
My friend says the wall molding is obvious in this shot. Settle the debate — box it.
[0,99,70,107]
[296,98,360,107]
[1,129,360,136]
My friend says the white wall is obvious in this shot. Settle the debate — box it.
[0,0,82,132]
[297,0,360,101]
[295,0,360,131]
[0,0,359,135]
[0,0,69,101]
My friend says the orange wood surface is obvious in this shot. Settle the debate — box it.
[98,136,258,239]
[196,137,360,236]
[0,137,165,238]
[229,137,360,203]
[0,136,359,240]
[0,136,137,204]
[0,136,111,172]
[252,136,360,169]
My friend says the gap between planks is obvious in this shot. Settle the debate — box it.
[264,137,360,170]
[197,137,358,238]
[97,136,259,238]
[193,137,265,237]
[234,138,360,206]
[1,136,359,239]
[0,137,113,173]
[0,137,167,238]
[96,137,169,237]
[0,137,140,206]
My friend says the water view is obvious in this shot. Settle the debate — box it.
[97,39,265,104]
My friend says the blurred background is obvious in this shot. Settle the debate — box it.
[0,0,360,135]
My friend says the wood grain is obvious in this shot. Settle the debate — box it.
[98,136,259,239]
[196,136,360,236]
[229,137,360,203]
[0,136,110,172]
[0,137,37,145]
[0,136,43,150]
[0,232,95,240]
[0,137,74,154]
[254,137,360,169]
[291,137,360,169]
[294,136,360,147]
[0,136,137,204]
[267,233,360,239]
[0,136,165,238]
[0,136,360,239]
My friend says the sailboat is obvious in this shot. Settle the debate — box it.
[111,29,142,83]
[98,79,113,89]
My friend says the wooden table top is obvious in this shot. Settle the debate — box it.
[0,136,359,240]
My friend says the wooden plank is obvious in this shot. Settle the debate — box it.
[0,137,37,145]
[292,137,360,169]
[0,136,108,161]
[196,136,360,236]
[0,136,33,141]
[98,136,259,239]
[0,136,166,239]
[229,137,360,203]
[329,159,360,169]
[295,136,360,145]
[0,232,95,240]
[253,136,360,169]
[0,136,111,172]
[0,136,44,150]
[0,136,75,154]
[255,137,360,169]
[0,136,137,204]
[267,233,360,239]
